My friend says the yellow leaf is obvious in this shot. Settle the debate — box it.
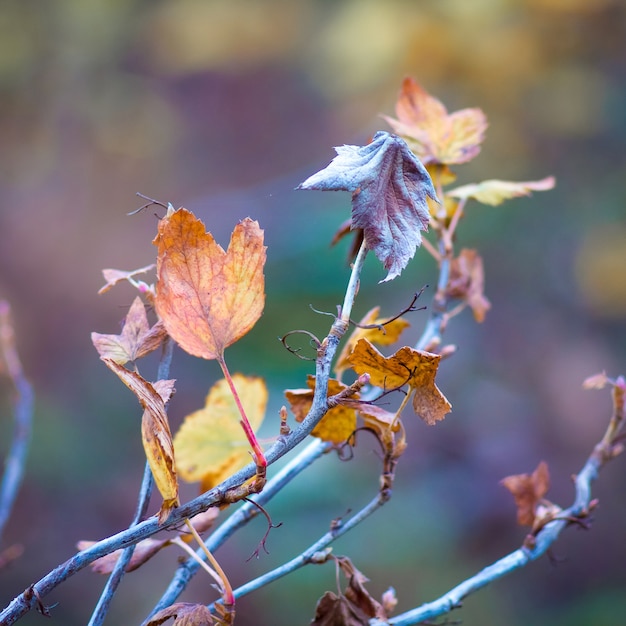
[101,359,178,522]
[382,77,487,165]
[154,209,266,360]
[173,374,267,489]
[285,376,357,444]
[448,176,555,206]
[347,339,451,425]
[335,307,410,375]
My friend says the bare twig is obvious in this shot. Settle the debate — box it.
[0,301,34,544]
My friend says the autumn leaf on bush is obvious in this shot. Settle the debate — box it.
[335,306,410,376]
[146,603,214,626]
[311,556,389,625]
[285,376,358,444]
[98,263,155,296]
[101,359,178,523]
[91,296,167,365]
[382,77,487,165]
[448,176,555,206]
[446,249,491,323]
[501,461,561,531]
[153,209,265,360]
[78,509,218,574]
[173,375,267,490]
[348,339,451,425]
[298,131,437,282]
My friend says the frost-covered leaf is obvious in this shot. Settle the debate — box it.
[298,131,437,281]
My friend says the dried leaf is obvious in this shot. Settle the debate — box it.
[298,131,437,282]
[146,603,214,626]
[311,557,389,625]
[285,376,358,444]
[501,461,550,527]
[98,264,155,295]
[446,249,491,323]
[382,77,487,165]
[582,371,609,390]
[78,538,169,574]
[78,509,218,575]
[91,296,167,364]
[448,176,555,206]
[101,359,178,522]
[348,339,451,425]
[173,375,267,489]
[154,209,266,360]
[335,307,410,375]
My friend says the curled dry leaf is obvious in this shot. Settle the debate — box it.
[78,508,218,576]
[101,359,178,523]
[285,376,358,444]
[382,77,487,165]
[501,461,551,528]
[98,264,156,296]
[154,209,265,360]
[91,296,167,365]
[335,306,410,375]
[173,375,267,490]
[311,556,389,625]
[348,339,451,425]
[298,131,437,282]
[447,249,491,323]
[146,602,214,626]
[448,176,555,206]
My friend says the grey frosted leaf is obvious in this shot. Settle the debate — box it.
[298,131,438,281]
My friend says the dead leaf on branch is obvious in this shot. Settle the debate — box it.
[91,296,167,364]
[298,131,437,282]
[448,176,555,206]
[382,77,488,166]
[311,556,390,625]
[146,602,214,625]
[285,376,358,444]
[501,461,559,530]
[78,509,219,575]
[335,306,410,376]
[447,249,491,323]
[173,375,267,490]
[154,209,266,360]
[348,339,451,425]
[101,359,178,523]
[98,264,156,296]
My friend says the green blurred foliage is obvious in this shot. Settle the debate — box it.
[1,0,625,624]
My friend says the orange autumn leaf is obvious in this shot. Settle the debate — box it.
[335,307,410,375]
[501,461,550,527]
[173,375,267,489]
[382,77,487,165]
[446,249,491,323]
[101,359,178,523]
[91,296,167,365]
[348,339,451,425]
[285,376,358,444]
[154,209,265,360]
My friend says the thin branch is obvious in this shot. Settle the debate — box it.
[0,301,34,544]
[87,338,172,626]
[146,439,330,621]
[374,402,625,626]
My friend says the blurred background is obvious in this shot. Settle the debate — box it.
[1,0,625,624]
